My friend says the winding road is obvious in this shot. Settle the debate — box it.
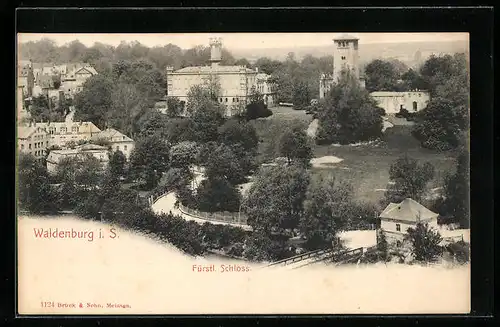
[151,192,253,231]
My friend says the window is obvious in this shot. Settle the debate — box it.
[341,56,346,60]
[396,240,402,247]
[116,146,119,150]
[49,127,55,134]
[413,101,418,111]
[60,127,67,133]
[123,136,125,140]
[72,126,79,133]
[46,141,49,146]
[396,224,401,232]
[29,144,31,149]
[21,144,24,150]
[225,98,228,102]
[236,98,239,102]
[124,145,127,151]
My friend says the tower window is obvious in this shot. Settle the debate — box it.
[341,56,346,60]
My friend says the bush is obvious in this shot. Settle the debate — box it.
[375,107,386,116]
[245,101,273,120]
[445,240,470,263]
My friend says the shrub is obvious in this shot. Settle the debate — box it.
[444,240,470,263]
[245,101,273,120]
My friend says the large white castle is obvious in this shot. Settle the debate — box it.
[319,34,430,115]
[166,38,275,117]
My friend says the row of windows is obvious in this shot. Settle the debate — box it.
[219,97,240,103]
[116,145,128,151]
[338,41,350,47]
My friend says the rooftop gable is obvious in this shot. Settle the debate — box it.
[379,198,439,222]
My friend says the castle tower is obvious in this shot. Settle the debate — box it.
[333,34,360,82]
[209,37,222,68]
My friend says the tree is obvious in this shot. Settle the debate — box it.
[278,125,312,166]
[377,229,389,261]
[401,68,426,91]
[383,155,435,205]
[244,101,273,120]
[204,144,246,185]
[405,222,443,262]
[164,118,197,145]
[196,177,241,212]
[218,119,259,154]
[74,74,114,129]
[166,97,183,118]
[169,141,199,172]
[440,150,470,228]
[129,135,170,189]
[137,110,170,139]
[364,59,400,92]
[316,70,383,145]
[243,231,290,262]
[17,153,58,213]
[292,79,310,109]
[245,164,310,234]
[108,150,126,178]
[185,84,224,118]
[189,99,225,144]
[300,177,354,250]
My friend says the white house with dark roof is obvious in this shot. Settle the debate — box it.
[91,128,135,160]
[166,38,258,116]
[379,198,439,246]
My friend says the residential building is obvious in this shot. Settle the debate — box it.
[319,34,366,99]
[370,90,430,115]
[378,198,439,247]
[92,128,135,160]
[46,144,110,174]
[166,38,259,117]
[36,121,101,147]
[17,124,51,159]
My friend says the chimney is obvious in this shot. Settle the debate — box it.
[209,37,222,68]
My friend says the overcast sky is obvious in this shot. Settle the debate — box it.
[18,33,468,50]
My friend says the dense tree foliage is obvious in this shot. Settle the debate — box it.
[278,124,313,166]
[301,177,354,250]
[129,135,170,189]
[412,53,469,151]
[108,150,126,179]
[245,164,310,234]
[17,154,58,212]
[434,150,469,228]
[405,222,443,262]
[316,70,383,145]
[196,177,241,212]
[383,155,435,206]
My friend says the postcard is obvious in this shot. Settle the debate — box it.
[16,32,470,315]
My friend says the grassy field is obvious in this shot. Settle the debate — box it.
[252,106,457,206]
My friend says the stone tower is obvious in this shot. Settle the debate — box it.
[209,37,222,68]
[333,34,360,82]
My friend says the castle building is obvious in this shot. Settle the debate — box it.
[319,34,366,99]
[166,38,273,117]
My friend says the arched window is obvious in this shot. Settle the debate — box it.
[413,101,418,111]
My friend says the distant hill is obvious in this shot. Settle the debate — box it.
[232,40,469,68]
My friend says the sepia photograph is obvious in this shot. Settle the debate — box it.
[16,31,471,315]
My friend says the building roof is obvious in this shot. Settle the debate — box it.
[379,198,439,222]
[334,34,359,41]
[17,126,35,139]
[173,65,256,74]
[75,66,98,75]
[92,128,134,142]
[76,144,108,151]
[36,121,101,133]
[370,91,429,97]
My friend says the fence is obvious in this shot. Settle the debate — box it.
[178,202,248,226]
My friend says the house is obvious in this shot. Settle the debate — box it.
[17,124,51,159]
[91,128,135,160]
[46,144,110,174]
[378,198,439,247]
[36,121,101,147]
